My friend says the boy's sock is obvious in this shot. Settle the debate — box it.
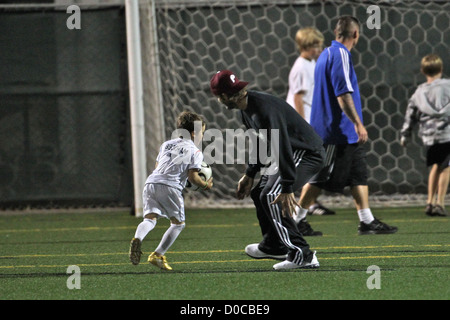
[293,206,308,223]
[154,223,185,255]
[134,218,157,241]
[357,208,375,224]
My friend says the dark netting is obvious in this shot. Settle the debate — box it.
[0,7,133,210]
[141,0,449,207]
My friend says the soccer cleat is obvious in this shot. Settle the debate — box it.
[308,203,336,215]
[430,205,448,217]
[358,218,398,235]
[148,252,173,271]
[297,218,323,236]
[273,251,319,270]
[245,243,287,260]
[129,238,142,265]
[425,203,434,216]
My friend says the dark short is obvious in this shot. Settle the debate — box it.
[309,143,368,194]
[426,142,450,170]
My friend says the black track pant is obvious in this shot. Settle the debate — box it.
[250,149,325,263]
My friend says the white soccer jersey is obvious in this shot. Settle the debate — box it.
[286,56,316,123]
[146,138,203,190]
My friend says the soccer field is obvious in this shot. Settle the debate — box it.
[0,207,448,301]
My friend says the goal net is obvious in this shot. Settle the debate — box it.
[139,0,450,208]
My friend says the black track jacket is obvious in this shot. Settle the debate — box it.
[241,90,324,194]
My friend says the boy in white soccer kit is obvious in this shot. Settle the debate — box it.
[286,27,324,123]
[129,111,213,270]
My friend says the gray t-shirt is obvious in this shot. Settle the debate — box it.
[401,78,450,146]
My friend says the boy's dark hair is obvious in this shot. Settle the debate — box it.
[335,16,360,39]
[177,111,205,134]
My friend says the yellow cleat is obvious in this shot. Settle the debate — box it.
[148,252,173,271]
[129,238,142,265]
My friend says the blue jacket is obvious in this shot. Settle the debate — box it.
[310,40,363,144]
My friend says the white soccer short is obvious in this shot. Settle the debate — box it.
[142,183,185,222]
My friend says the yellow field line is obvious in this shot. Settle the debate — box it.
[172,253,450,264]
[0,217,447,234]
[0,224,254,234]
[1,244,448,260]
[0,253,449,270]
[0,250,241,259]
[174,253,450,264]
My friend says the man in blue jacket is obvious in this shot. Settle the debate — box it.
[298,16,398,235]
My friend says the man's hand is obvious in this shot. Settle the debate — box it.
[236,175,254,200]
[354,122,368,144]
[271,193,297,217]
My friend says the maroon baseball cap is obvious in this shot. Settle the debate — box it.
[210,70,249,96]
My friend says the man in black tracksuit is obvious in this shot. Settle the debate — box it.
[210,70,326,270]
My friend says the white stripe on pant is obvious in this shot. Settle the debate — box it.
[265,149,305,265]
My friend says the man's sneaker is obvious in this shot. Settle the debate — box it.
[129,237,142,265]
[148,252,173,271]
[297,218,323,236]
[425,203,434,216]
[308,203,336,215]
[245,243,287,260]
[273,251,319,270]
[431,205,449,217]
[358,218,398,235]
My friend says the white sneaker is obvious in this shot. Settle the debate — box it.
[273,251,319,270]
[245,243,287,260]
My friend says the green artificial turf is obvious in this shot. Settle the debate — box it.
[0,207,449,300]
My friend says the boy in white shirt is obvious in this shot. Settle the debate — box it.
[286,27,324,123]
[287,27,335,225]
[129,111,213,270]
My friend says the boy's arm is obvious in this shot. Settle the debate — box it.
[294,91,306,119]
[400,98,419,146]
[188,169,213,190]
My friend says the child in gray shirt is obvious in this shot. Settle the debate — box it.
[401,54,450,217]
